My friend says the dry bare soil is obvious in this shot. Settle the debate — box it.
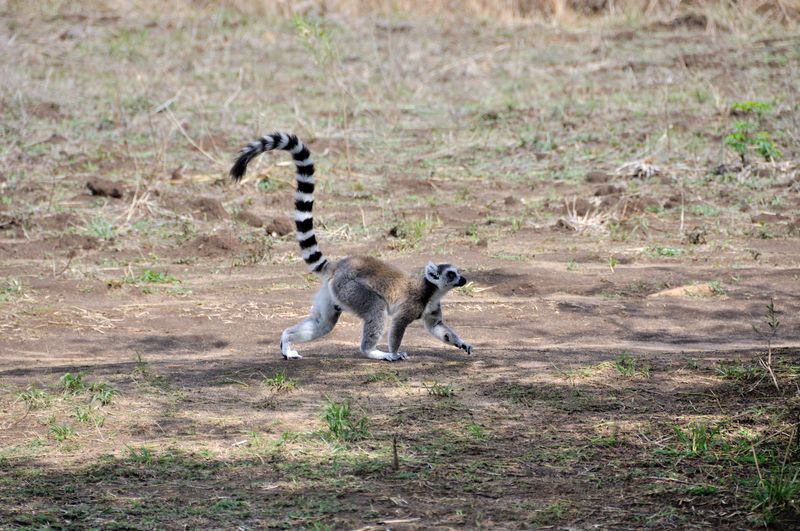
[1,4,800,529]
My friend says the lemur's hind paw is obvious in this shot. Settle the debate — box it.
[367,350,405,362]
[281,340,302,359]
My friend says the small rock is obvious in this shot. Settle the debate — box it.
[685,227,707,245]
[751,212,788,224]
[504,195,521,206]
[755,167,775,178]
[622,196,659,213]
[664,194,682,209]
[86,178,123,199]
[594,184,625,196]
[554,218,577,231]
[650,284,714,298]
[182,231,240,258]
[236,209,264,228]
[711,163,741,176]
[585,171,613,183]
[667,13,708,30]
[192,197,228,220]
[265,217,293,237]
[563,197,595,216]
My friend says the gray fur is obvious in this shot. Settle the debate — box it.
[423,302,472,354]
[280,258,473,362]
[280,285,341,359]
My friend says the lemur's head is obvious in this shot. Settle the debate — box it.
[425,261,467,290]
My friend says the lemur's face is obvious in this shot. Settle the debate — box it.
[425,261,467,290]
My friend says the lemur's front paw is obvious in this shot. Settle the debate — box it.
[458,341,473,355]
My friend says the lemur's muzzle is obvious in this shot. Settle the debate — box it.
[456,276,467,287]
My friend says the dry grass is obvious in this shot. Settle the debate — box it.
[14,0,800,27]
[324,0,800,26]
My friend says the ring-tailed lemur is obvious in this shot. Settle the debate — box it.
[230,132,474,362]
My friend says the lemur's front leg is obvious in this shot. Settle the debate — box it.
[423,303,473,354]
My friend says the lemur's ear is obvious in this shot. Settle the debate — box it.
[425,261,440,280]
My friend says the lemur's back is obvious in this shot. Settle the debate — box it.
[333,256,410,305]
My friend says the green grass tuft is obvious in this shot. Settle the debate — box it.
[321,398,369,442]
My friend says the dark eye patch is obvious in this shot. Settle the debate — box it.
[446,271,456,281]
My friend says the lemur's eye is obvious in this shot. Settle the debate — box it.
[446,271,456,282]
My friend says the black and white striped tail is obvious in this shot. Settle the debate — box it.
[230,132,329,275]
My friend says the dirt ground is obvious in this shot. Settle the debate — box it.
[1,2,800,529]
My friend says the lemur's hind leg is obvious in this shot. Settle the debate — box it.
[280,284,341,359]
[331,274,403,362]
[359,304,399,361]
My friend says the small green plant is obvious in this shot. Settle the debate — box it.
[715,361,758,381]
[591,434,624,447]
[81,216,116,240]
[257,178,280,192]
[424,381,456,398]
[530,501,569,526]
[364,370,406,385]
[646,246,683,258]
[752,470,800,525]
[74,405,91,423]
[709,280,727,296]
[466,423,490,441]
[89,383,118,406]
[752,298,781,391]
[293,13,339,67]
[0,278,23,302]
[465,223,481,244]
[566,260,579,271]
[730,100,772,116]
[264,372,297,393]
[322,398,369,442]
[390,215,441,246]
[60,372,87,394]
[74,405,104,427]
[17,386,51,409]
[128,445,154,464]
[614,352,649,377]
[134,353,149,376]
[246,430,270,455]
[50,423,75,441]
[725,121,781,165]
[673,422,721,456]
[130,269,178,284]
[686,485,719,496]
[690,204,720,217]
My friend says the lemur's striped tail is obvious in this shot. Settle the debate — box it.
[230,132,329,275]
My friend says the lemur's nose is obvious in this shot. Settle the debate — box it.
[456,276,467,287]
